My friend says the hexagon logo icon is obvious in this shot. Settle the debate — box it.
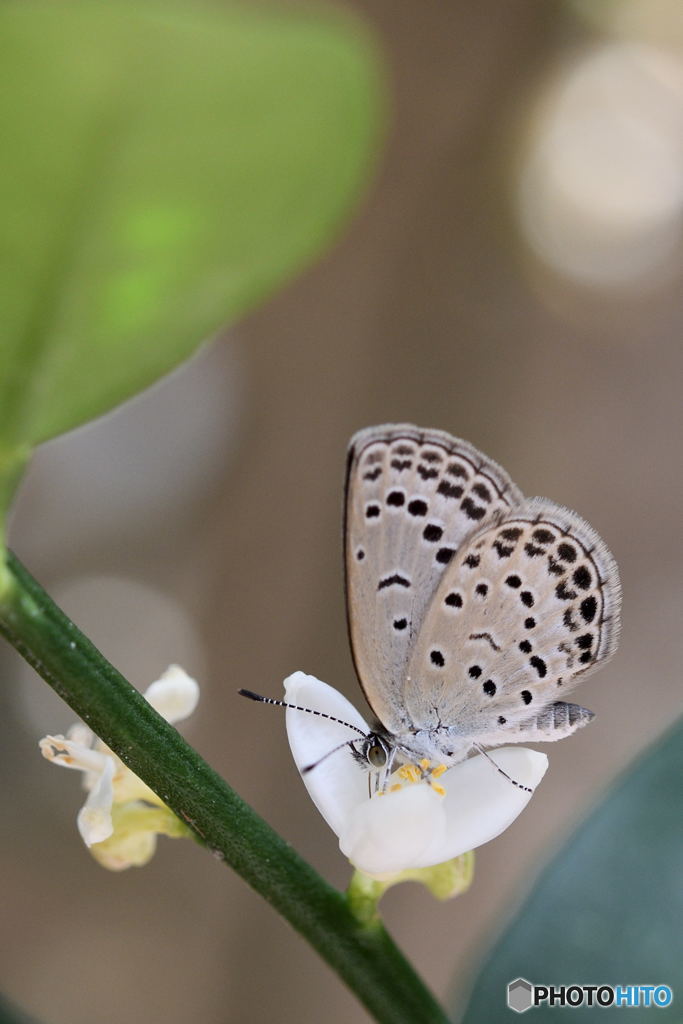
[507,978,534,1013]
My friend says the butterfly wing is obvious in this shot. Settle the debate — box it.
[344,424,523,733]
[403,497,621,744]
[477,700,595,748]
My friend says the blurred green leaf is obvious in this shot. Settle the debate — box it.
[459,719,683,1021]
[0,0,380,456]
[0,994,42,1024]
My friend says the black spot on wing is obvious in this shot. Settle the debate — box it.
[573,565,592,590]
[558,542,577,562]
[378,574,411,591]
[470,632,500,651]
[437,480,463,500]
[423,523,443,542]
[461,497,486,520]
[494,541,514,558]
[533,528,555,544]
[530,655,547,678]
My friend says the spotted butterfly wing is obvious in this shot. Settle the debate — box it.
[344,424,523,734]
[404,496,621,748]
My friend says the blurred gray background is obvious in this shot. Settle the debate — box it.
[2,1,682,1022]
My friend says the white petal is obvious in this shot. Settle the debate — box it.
[144,665,199,724]
[343,747,548,876]
[431,747,548,867]
[39,735,111,779]
[77,755,116,846]
[340,784,447,878]
[284,672,370,838]
[67,722,94,747]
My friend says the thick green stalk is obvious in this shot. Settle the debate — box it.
[0,551,450,1024]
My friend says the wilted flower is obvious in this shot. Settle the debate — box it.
[40,665,198,870]
[284,671,548,880]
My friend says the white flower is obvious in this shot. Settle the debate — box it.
[284,671,548,880]
[40,665,198,869]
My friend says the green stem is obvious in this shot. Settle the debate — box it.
[0,551,450,1024]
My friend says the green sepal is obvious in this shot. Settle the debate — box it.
[347,852,475,924]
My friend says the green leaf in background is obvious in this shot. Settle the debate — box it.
[458,719,683,1021]
[0,994,41,1024]
[0,0,380,455]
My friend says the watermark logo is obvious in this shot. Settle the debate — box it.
[508,979,534,1013]
[507,979,673,1012]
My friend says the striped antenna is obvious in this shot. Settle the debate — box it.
[238,689,366,737]
[473,743,533,793]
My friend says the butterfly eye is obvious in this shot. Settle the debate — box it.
[367,742,387,768]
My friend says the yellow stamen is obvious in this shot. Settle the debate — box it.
[380,759,450,799]
[398,764,421,783]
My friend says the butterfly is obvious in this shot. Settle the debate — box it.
[242,423,621,783]
[339,423,621,775]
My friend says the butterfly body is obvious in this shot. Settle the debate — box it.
[345,424,621,771]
